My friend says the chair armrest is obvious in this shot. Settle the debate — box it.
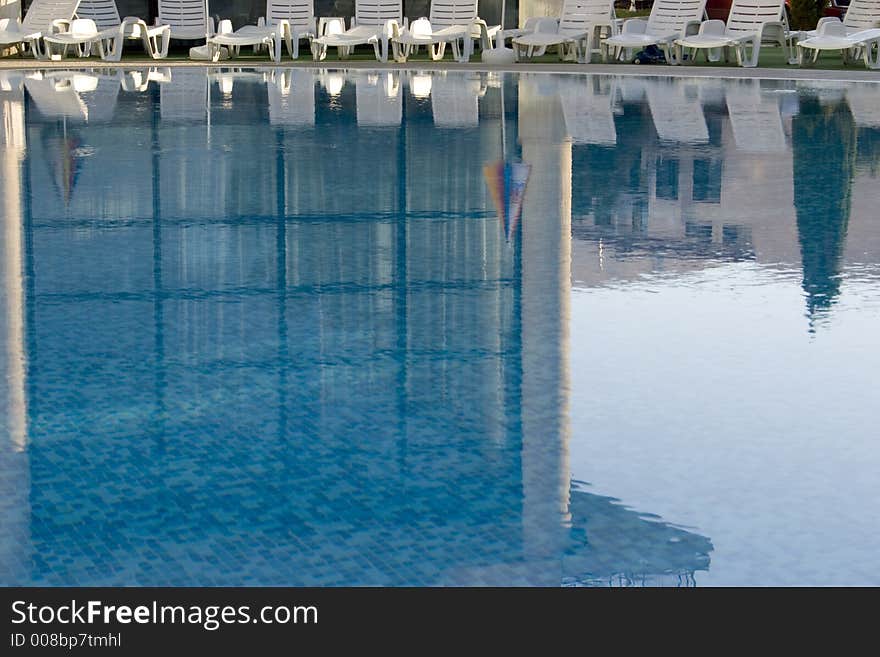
[317,16,346,37]
[383,19,400,39]
[50,19,70,34]
[470,18,491,47]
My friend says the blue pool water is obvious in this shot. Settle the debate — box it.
[0,68,878,586]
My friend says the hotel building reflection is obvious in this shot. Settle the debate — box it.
[1,70,715,586]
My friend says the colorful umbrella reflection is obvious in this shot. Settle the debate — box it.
[483,159,530,242]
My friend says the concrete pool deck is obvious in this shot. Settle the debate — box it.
[1,57,880,82]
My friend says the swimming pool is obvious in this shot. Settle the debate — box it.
[0,68,878,586]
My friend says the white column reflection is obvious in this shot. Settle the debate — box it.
[0,71,30,584]
[517,74,572,578]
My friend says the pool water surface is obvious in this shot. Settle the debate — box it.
[0,68,878,586]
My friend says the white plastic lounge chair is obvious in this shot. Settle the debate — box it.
[355,72,401,127]
[512,0,616,63]
[0,0,81,59]
[158,0,213,42]
[797,19,880,68]
[644,78,709,143]
[208,0,315,62]
[558,76,617,145]
[600,0,706,64]
[42,18,105,58]
[391,0,499,63]
[430,73,484,127]
[266,68,315,127]
[311,0,403,62]
[674,0,796,67]
[72,0,170,61]
[725,80,786,152]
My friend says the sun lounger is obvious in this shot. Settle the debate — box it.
[0,0,81,59]
[600,0,706,64]
[797,18,880,68]
[73,0,170,60]
[674,0,796,67]
[513,0,616,63]
[209,0,315,62]
[392,0,499,63]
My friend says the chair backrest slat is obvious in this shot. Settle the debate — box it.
[355,0,403,25]
[725,0,785,35]
[158,0,208,32]
[75,0,121,31]
[559,0,615,33]
[844,0,880,31]
[265,0,314,29]
[646,0,707,35]
[22,0,82,32]
[429,0,478,27]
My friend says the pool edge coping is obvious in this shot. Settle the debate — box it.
[2,58,880,83]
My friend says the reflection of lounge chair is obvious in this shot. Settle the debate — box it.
[267,68,315,127]
[24,71,119,122]
[392,0,498,63]
[644,78,708,143]
[558,76,617,145]
[513,0,616,63]
[0,70,24,93]
[601,0,706,64]
[311,0,403,63]
[725,80,786,153]
[209,0,316,62]
[160,68,207,123]
[845,83,880,128]
[72,0,170,61]
[674,0,797,67]
[430,73,483,128]
[0,0,81,59]
[355,73,402,127]
[119,67,172,92]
